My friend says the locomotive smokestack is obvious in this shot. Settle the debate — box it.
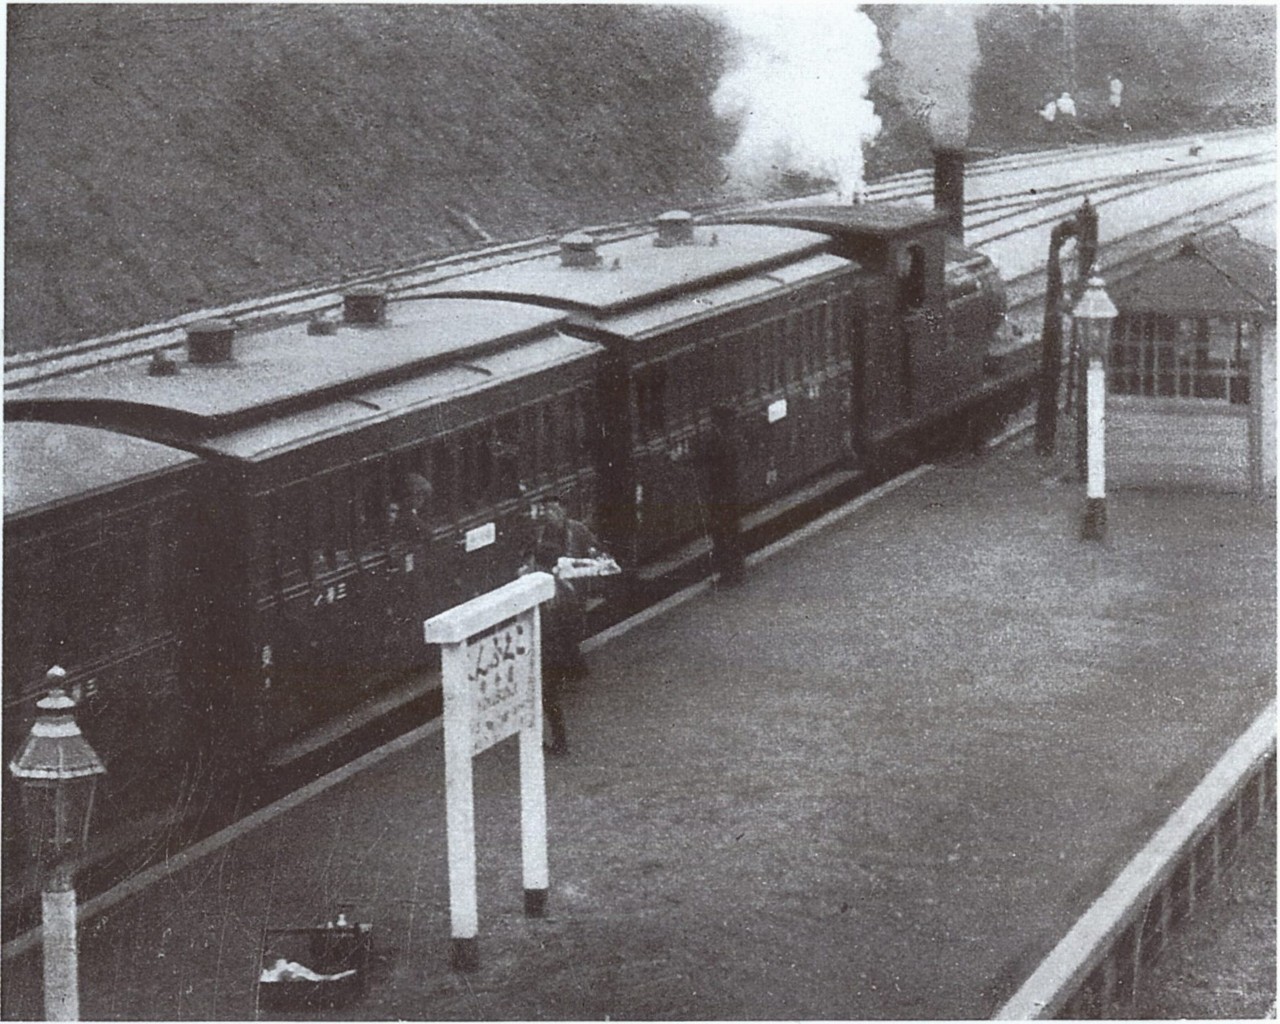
[932,147,966,242]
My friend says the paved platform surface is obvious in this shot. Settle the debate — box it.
[2,432,1274,1020]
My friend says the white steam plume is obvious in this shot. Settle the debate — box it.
[886,6,980,149]
[711,3,882,200]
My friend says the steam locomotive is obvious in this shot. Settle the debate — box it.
[3,152,1028,845]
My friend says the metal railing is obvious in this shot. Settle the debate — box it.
[995,700,1276,1019]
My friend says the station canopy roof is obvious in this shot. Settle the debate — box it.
[1108,227,1276,319]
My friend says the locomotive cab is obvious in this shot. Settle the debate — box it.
[724,203,984,446]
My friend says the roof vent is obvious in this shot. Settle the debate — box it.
[147,350,179,376]
[343,286,387,325]
[186,319,235,364]
[559,233,602,268]
[654,210,695,247]
[307,316,340,336]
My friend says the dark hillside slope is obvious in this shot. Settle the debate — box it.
[6,5,1273,356]
[5,5,731,352]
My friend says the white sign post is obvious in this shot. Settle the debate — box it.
[423,572,557,972]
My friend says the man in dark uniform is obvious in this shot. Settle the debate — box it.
[521,495,604,756]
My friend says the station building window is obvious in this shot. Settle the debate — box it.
[1110,310,1258,405]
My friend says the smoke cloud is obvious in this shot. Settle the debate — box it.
[885,6,980,148]
[711,3,882,200]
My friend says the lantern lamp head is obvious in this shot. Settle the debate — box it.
[1074,275,1118,358]
[9,669,106,864]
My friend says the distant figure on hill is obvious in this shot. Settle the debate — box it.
[1039,95,1058,123]
[1109,74,1124,111]
[1057,92,1077,118]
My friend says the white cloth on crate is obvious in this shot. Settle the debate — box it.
[259,958,357,983]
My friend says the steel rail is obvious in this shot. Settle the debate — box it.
[5,132,1271,386]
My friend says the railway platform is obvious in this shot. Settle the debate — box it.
[1,427,1274,1020]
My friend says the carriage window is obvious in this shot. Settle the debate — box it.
[493,413,523,498]
[111,522,148,642]
[310,475,338,574]
[276,483,310,584]
[474,427,495,504]
[574,390,591,458]
[432,441,455,520]
[636,364,667,438]
[667,351,687,426]
[356,460,390,557]
[544,403,559,475]
[901,244,927,311]
[830,297,845,360]
[792,313,806,380]
[335,479,356,567]
[520,406,540,484]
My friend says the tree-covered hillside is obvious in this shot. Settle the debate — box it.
[5,4,1274,354]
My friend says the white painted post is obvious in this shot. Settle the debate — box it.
[424,572,557,972]
[1074,276,1116,542]
[42,870,79,1021]
[439,639,479,972]
[1082,355,1107,541]
[519,689,550,917]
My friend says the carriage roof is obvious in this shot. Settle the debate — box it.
[4,421,199,519]
[416,223,831,316]
[6,298,571,436]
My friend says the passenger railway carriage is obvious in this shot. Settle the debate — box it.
[418,215,862,566]
[4,163,1023,854]
[3,422,205,827]
[8,297,604,778]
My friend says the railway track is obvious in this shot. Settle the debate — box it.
[5,130,1271,387]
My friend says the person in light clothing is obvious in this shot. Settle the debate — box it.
[1109,74,1123,111]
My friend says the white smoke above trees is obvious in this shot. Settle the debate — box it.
[884,5,981,148]
[711,3,882,200]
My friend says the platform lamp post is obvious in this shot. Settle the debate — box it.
[9,667,106,1021]
[1075,275,1118,541]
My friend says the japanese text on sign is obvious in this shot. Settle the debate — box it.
[465,614,536,754]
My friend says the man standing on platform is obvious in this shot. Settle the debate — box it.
[521,495,604,756]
